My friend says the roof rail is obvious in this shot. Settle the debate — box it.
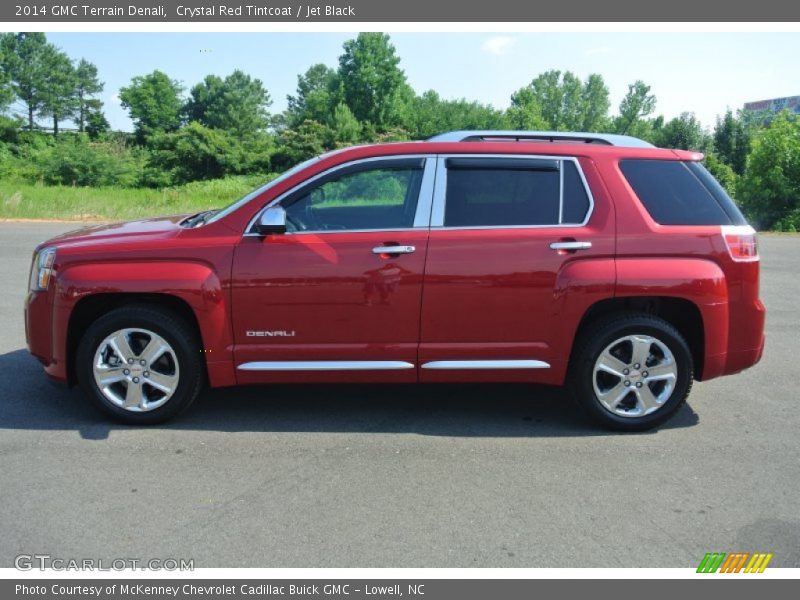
[426,130,655,148]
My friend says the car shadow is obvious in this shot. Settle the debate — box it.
[0,348,699,440]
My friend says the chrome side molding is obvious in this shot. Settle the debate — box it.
[421,360,550,370]
[238,361,415,371]
[237,359,551,371]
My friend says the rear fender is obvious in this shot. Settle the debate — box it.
[615,258,729,379]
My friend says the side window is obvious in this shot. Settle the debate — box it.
[443,158,591,227]
[283,163,424,232]
[619,159,743,225]
[562,161,591,224]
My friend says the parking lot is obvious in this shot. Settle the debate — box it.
[0,222,798,568]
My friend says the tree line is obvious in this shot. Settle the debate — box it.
[1,32,798,230]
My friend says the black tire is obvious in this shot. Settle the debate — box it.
[76,305,204,424]
[568,313,693,432]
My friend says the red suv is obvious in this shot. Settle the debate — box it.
[24,131,765,430]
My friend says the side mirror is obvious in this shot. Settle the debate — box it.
[255,206,287,236]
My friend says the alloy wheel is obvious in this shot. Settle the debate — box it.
[592,334,678,418]
[92,328,180,412]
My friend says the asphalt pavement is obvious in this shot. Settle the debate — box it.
[0,222,798,568]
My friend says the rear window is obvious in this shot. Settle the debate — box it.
[619,159,746,226]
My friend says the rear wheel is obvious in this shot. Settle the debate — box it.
[569,314,693,431]
[76,305,204,424]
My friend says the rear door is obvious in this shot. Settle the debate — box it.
[232,156,435,384]
[419,154,614,383]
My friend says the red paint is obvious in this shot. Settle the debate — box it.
[25,140,765,389]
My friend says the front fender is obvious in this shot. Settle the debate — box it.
[52,261,234,387]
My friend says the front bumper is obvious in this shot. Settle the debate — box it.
[25,290,67,383]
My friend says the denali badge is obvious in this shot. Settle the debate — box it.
[246,330,296,337]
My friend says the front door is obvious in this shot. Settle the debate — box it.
[232,156,434,384]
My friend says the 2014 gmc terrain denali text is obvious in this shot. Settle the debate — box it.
[24,130,765,431]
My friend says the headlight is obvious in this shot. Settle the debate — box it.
[29,248,56,292]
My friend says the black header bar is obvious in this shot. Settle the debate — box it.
[3,0,800,22]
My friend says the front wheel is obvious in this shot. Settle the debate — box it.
[76,305,204,424]
[569,314,694,431]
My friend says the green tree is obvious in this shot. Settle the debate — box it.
[1,32,49,130]
[74,58,104,133]
[655,112,708,151]
[147,122,273,185]
[37,45,77,136]
[509,70,610,131]
[0,35,15,112]
[331,102,361,145]
[581,74,611,132]
[337,33,408,130]
[739,112,800,230]
[506,87,547,130]
[85,109,110,139]
[703,153,738,197]
[713,109,751,175]
[614,80,657,135]
[286,64,337,126]
[272,119,335,170]
[401,90,506,139]
[119,70,183,142]
[185,70,271,136]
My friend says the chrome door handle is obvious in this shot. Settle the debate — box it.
[549,241,592,251]
[372,245,416,255]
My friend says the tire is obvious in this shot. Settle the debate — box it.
[76,305,204,424]
[568,313,693,432]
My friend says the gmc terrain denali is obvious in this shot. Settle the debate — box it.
[25,131,766,430]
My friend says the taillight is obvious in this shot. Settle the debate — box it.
[722,225,758,261]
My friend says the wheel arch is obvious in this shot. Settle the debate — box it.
[66,293,203,386]
[570,296,706,379]
[54,259,236,388]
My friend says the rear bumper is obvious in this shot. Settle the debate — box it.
[725,332,766,375]
[701,298,765,380]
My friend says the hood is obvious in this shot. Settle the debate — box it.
[41,214,190,250]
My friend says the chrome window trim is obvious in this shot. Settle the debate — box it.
[558,160,565,224]
[238,361,414,371]
[429,154,595,230]
[244,154,437,237]
[421,360,551,370]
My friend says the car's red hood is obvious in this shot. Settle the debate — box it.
[40,214,189,250]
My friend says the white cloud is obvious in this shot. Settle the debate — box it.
[482,36,516,56]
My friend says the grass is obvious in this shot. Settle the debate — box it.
[0,175,273,221]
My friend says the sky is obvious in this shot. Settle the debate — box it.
[42,32,800,133]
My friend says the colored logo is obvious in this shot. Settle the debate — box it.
[697,552,773,573]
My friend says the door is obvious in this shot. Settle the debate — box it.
[232,156,435,384]
[419,155,615,383]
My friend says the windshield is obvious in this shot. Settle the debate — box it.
[204,156,321,225]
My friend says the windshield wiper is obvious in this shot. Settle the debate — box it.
[182,209,218,228]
